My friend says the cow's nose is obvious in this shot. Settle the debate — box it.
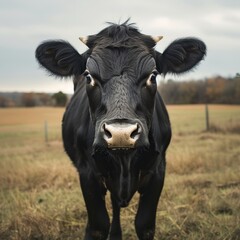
[102,122,141,149]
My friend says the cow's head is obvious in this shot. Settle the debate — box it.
[36,21,206,206]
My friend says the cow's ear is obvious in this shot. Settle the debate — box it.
[35,40,84,77]
[156,38,206,75]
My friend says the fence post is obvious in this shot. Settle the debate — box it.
[205,104,209,131]
[44,120,48,144]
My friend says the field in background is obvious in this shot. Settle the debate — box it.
[0,105,240,240]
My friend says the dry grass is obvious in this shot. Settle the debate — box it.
[0,105,240,240]
[209,122,240,134]
[0,107,63,126]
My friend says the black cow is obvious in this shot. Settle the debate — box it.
[36,21,206,240]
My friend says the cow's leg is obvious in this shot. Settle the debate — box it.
[80,172,110,240]
[109,194,122,240]
[135,159,166,240]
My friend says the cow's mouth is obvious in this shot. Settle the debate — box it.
[92,145,135,155]
[110,147,132,151]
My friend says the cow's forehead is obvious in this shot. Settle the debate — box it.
[86,48,156,81]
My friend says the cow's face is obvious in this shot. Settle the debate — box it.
[86,46,157,151]
[35,22,206,207]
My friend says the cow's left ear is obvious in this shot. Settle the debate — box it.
[155,38,206,75]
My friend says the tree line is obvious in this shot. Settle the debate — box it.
[158,75,240,104]
[0,91,69,107]
[1,75,240,107]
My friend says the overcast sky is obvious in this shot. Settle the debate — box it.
[1,0,240,93]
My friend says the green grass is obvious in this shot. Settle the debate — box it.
[0,106,240,240]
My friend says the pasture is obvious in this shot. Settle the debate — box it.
[0,105,240,240]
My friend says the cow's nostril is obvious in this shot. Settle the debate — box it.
[103,123,112,139]
[130,124,141,140]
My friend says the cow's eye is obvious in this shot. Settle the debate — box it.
[84,71,95,86]
[146,71,158,86]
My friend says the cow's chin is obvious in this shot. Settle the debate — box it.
[92,145,148,168]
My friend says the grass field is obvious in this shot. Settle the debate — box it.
[0,105,240,240]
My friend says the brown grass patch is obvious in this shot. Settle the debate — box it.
[0,107,64,126]
[209,122,240,134]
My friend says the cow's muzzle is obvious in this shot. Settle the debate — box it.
[103,122,140,149]
[95,119,149,150]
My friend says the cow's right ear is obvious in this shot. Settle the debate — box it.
[35,40,84,77]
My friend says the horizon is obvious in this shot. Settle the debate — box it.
[0,74,238,94]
